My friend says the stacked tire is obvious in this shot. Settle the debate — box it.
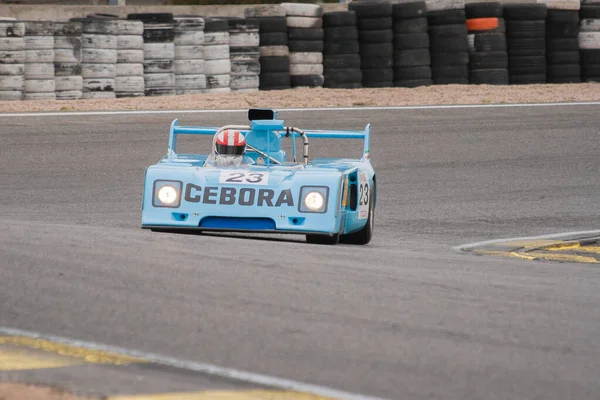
[465,2,508,85]
[249,6,290,91]
[228,18,260,92]
[24,21,55,100]
[174,15,205,95]
[322,11,361,89]
[54,21,82,100]
[282,2,324,88]
[0,18,25,101]
[427,6,469,85]
[350,0,394,88]
[504,4,548,84]
[116,19,144,97]
[203,18,230,93]
[128,13,175,97]
[392,1,432,88]
[580,2,600,82]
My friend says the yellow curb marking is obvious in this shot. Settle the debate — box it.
[109,391,335,400]
[0,345,86,371]
[0,336,145,368]
[525,252,599,264]
[473,250,536,260]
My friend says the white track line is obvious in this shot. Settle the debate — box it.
[454,230,600,252]
[0,101,599,118]
[0,326,388,400]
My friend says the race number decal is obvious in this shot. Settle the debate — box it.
[219,170,269,185]
[358,172,370,219]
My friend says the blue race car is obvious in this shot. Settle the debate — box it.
[141,108,376,245]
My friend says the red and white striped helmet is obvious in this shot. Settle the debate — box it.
[215,129,246,156]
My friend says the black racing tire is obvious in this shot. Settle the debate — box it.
[470,33,506,52]
[323,40,359,55]
[288,39,324,53]
[432,65,469,79]
[324,54,361,69]
[394,78,433,87]
[393,49,430,67]
[306,232,340,245]
[358,17,393,31]
[434,76,469,84]
[469,51,508,69]
[393,18,427,34]
[427,9,466,26]
[465,2,503,19]
[204,18,229,32]
[393,33,429,50]
[86,13,119,20]
[259,72,290,89]
[324,67,362,83]
[142,27,174,43]
[362,79,393,88]
[546,21,580,39]
[509,73,546,84]
[546,37,578,52]
[430,51,469,68]
[340,184,375,245]
[257,16,287,33]
[260,56,290,73]
[581,49,600,65]
[580,5,600,19]
[259,32,288,46]
[430,35,468,52]
[291,74,324,87]
[362,67,393,82]
[359,29,393,44]
[469,68,509,85]
[288,28,324,41]
[503,4,548,21]
[227,18,259,31]
[348,0,392,18]
[547,75,581,83]
[428,24,467,37]
[360,56,393,69]
[127,13,174,24]
[547,64,580,78]
[581,64,600,77]
[323,81,362,89]
[507,37,545,56]
[323,11,357,27]
[509,55,546,68]
[394,65,431,80]
[546,51,579,65]
[506,20,546,38]
[360,42,393,57]
[324,26,358,41]
[582,76,600,83]
[392,1,427,20]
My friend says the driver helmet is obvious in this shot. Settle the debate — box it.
[215,129,246,156]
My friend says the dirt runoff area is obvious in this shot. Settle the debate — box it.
[0,83,598,113]
[0,82,599,400]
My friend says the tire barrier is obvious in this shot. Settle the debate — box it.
[23,21,55,100]
[252,6,291,91]
[174,15,205,95]
[228,17,260,92]
[203,18,230,93]
[282,2,324,88]
[580,3,600,82]
[128,12,175,96]
[392,1,432,88]
[322,10,361,89]
[466,2,508,85]
[428,5,469,85]
[0,18,24,101]
[546,2,581,83]
[504,3,548,84]
[54,21,82,100]
[116,19,144,97]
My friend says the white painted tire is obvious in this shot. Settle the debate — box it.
[579,32,600,49]
[0,22,25,37]
[25,49,54,63]
[289,52,322,64]
[115,76,145,92]
[143,59,174,74]
[143,42,175,59]
[231,59,260,75]
[425,0,465,12]
[537,0,580,10]
[203,44,229,60]
[204,59,231,75]
[23,21,53,36]
[24,63,54,79]
[174,17,205,32]
[116,63,143,77]
[82,48,117,63]
[204,31,229,46]
[81,63,116,78]
[285,17,323,29]
[54,48,82,63]
[0,64,23,75]
[117,49,144,63]
[56,90,83,100]
[176,89,203,95]
[117,35,143,50]
[281,2,323,17]
[0,37,25,51]
[174,31,204,46]
[55,75,83,91]
[0,75,23,90]
[259,45,289,57]
[24,36,53,50]
[24,92,56,101]
[231,87,259,93]
[54,36,81,50]
[0,50,24,64]
[83,77,115,92]
[244,5,286,18]
[144,72,175,88]
[174,59,205,75]
[82,34,117,49]
[202,87,231,94]
[230,50,260,61]
[205,73,230,88]
[53,22,82,37]
[289,63,323,75]
[175,74,206,90]
[229,32,260,48]
[54,63,82,77]
[82,91,116,99]
[580,19,600,32]
[117,20,144,36]
[81,20,118,35]
[230,74,259,89]
[175,45,204,60]
[0,90,23,100]
[25,79,55,93]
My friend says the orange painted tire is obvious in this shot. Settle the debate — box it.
[466,18,499,32]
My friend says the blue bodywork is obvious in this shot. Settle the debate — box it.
[141,109,376,244]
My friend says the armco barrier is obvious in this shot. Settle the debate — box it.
[0,0,598,101]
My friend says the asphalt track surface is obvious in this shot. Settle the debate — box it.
[1,105,600,399]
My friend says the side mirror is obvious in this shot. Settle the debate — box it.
[248,108,275,121]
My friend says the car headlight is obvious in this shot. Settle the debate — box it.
[153,180,182,208]
[299,186,329,213]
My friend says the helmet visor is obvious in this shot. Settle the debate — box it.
[216,142,245,156]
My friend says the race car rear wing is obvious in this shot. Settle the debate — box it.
[167,118,372,163]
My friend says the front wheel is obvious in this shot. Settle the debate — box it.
[340,186,375,245]
[306,232,340,245]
